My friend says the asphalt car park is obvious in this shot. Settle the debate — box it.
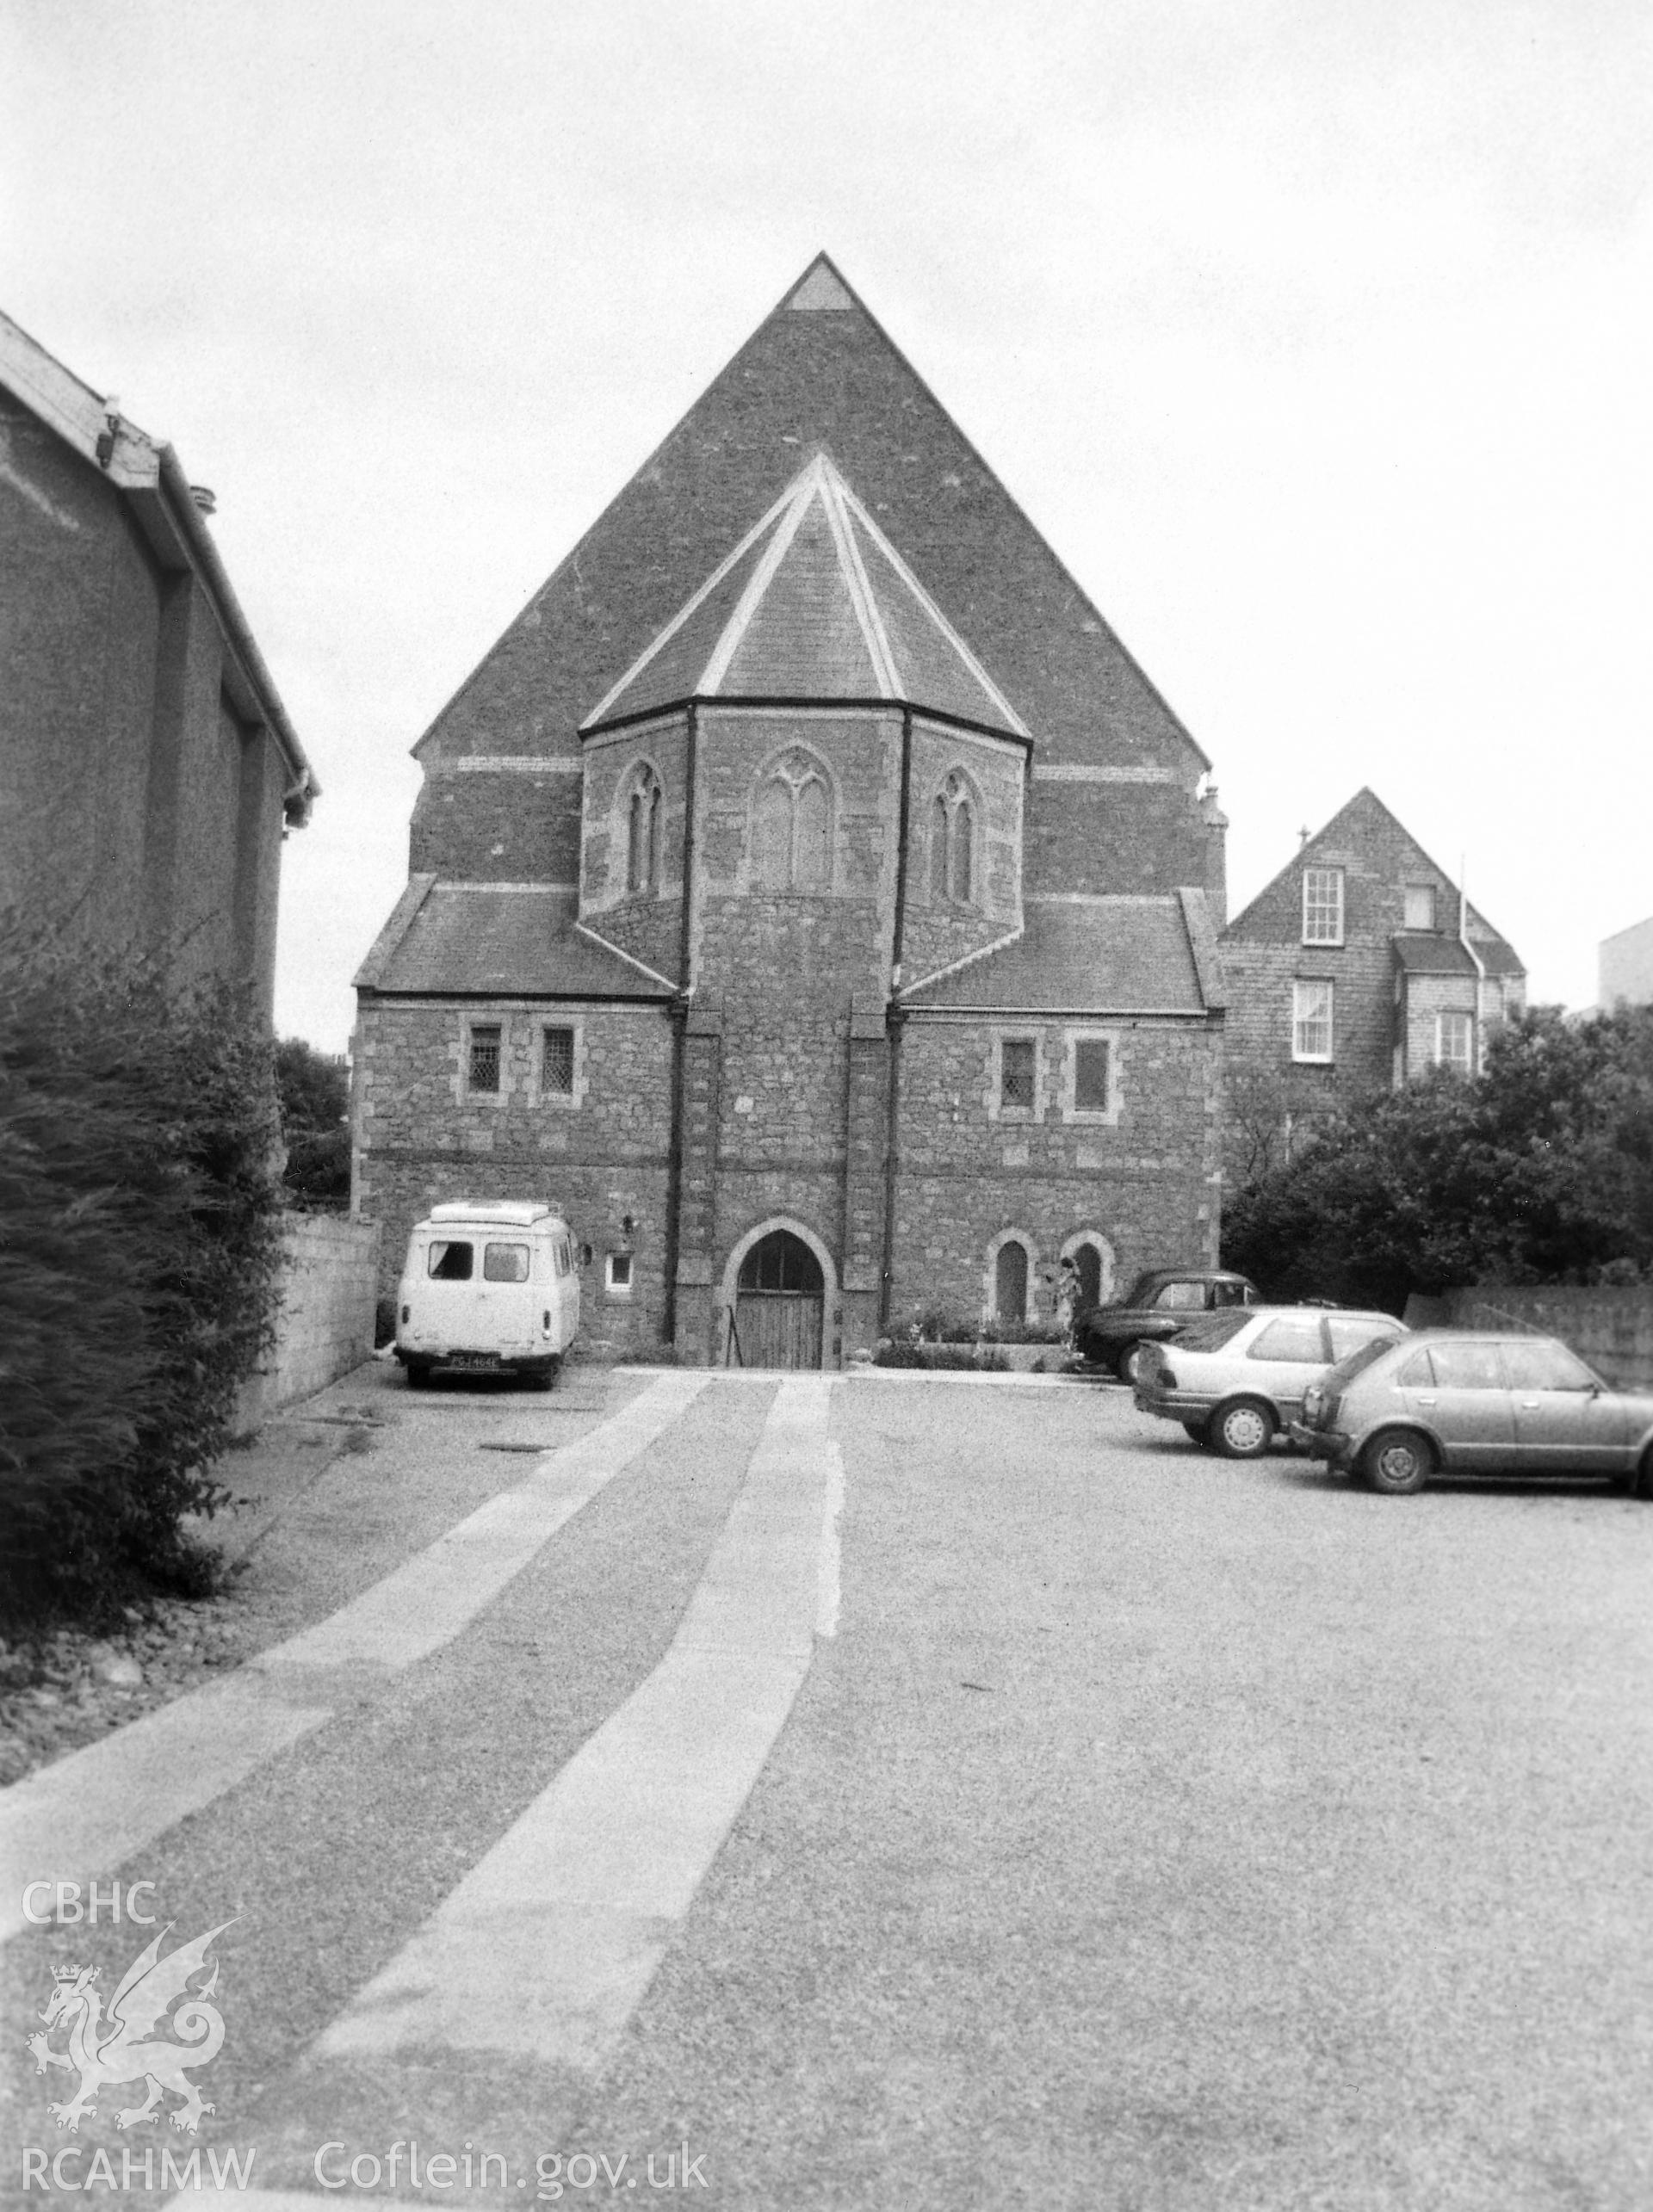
[15,1362,1650,2210]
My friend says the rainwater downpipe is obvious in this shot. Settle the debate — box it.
[1458,863,1487,1071]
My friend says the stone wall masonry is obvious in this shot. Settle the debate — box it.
[901,723,1024,986]
[353,996,677,1345]
[886,1167,1216,1343]
[410,765,583,883]
[693,705,899,911]
[890,1013,1222,1334]
[580,717,690,914]
[237,1215,381,1428]
[696,871,888,1166]
[583,894,683,986]
[1221,938,1397,1099]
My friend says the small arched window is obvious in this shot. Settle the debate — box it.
[752,750,833,893]
[994,1238,1029,1325]
[623,764,663,896]
[932,772,977,905]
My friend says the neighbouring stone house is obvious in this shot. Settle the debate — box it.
[1221,788,1526,1187]
[353,256,1229,1368]
[0,308,316,1012]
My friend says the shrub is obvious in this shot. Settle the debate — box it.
[872,1341,1009,1372]
[991,1318,1066,1345]
[0,916,286,1623]
[1223,1008,1653,1307]
[276,1037,351,1208]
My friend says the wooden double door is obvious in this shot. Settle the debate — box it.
[731,1230,825,1370]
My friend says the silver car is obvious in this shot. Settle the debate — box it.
[1290,1330,1653,1496]
[1133,1306,1408,1458]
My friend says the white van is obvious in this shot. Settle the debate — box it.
[394,1201,580,1387]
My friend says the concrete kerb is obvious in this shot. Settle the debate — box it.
[613,1362,1105,1390]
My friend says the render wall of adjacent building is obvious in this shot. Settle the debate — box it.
[1600,917,1653,1010]
[0,359,308,1015]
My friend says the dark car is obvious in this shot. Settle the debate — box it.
[1074,1268,1261,1384]
[1289,1330,1653,1496]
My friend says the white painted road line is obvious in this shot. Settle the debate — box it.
[313,1375,838,2071]
[0,1372,710,1943]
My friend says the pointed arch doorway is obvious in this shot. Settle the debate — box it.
[727,1226,827,1370]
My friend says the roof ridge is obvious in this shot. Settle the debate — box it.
[817,458,901,695]
[838,478,1029,736]
[579,473,801,730]
[696,458,822,694]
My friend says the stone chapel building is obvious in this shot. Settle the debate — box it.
[353,256,1229,1368]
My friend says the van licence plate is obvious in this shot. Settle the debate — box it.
[448,1352,501,1370]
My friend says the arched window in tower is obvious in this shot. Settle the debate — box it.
[932,771,978,905]
[623,763,663,896]
[751,750,833,893]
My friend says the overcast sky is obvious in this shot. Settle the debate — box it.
[4,0,1649,1051]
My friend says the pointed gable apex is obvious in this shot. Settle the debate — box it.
[581,451,1031,737]
[1224,786,1521,967]
[782,254,857,312]
[414,254,1207,780]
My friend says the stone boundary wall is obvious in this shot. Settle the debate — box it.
[1404,1286,1653,1390]
[238,1215,381,1428]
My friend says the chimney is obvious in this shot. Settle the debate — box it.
[1199,783,1229,926]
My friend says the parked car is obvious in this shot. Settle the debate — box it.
[1134,1306,1408,1457]
[1074,1268,1260,1383]
[1289,1331,1653,1496]
[394,1200,580,1387]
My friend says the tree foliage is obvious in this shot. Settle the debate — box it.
[1223,1006,1653,1311]
[0,916,286,1622]
[276,1035,351,1207]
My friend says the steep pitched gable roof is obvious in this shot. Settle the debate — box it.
[583,451,1029,737]
[1223,785,1523,971]
[416,254,1205,775]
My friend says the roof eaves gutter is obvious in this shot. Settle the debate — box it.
[898,1003,1208,1021]
[153,443,319,825]
[583,692,1034,754]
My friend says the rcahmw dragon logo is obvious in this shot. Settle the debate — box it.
[26,1921,233,2135]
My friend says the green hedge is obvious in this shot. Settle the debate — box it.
[0,916,285,1622]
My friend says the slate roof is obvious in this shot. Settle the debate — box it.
[903,894,1217,1014]
[354,880,672,998]
[417,255,1205,775]
[583,453,1029,738]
